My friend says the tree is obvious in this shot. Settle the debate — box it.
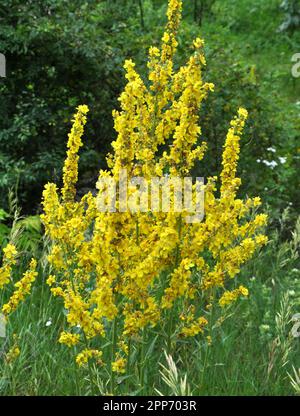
[0,0,135,212]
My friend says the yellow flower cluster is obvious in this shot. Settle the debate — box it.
[111,357,126,374]
[41,0,268,370]
[3,243,17,261]
[62,104,89,204]
[59,331,80,347]
[0,243,18,288]
[75,349,103,367]
[0,245,37,362]
[219,286,249,308]
[5,345,20,363]
[180,316,208,338]
[2,258,38,316]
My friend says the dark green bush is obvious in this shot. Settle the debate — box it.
[0,0,141,212]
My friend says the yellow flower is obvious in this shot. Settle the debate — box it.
[253,197,262,207]
[219,285,249,308]
[2,258,37,316]
[46,275,56,286]
[0,243,18,289]
[62,105,89,204]
[193,38,204,49]
[3,244,18,262]
[112,357,127,374]
[75,349,103,367]
[255,235,268,246]
[162,32,170,43]
[58,331,80,347]
[50,287,64,297]
[5,345,20,363]
[180,316,208,337]
[239,285,249,297]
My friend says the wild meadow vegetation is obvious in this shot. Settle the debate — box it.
[0,0,299,396]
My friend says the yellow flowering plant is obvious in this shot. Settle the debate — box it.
[41,0,268,390]
[0,243,37,317]
[0,242,38,362]
[0,243,18,289]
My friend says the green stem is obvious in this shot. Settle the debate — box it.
[73,346,80,395]
[166,315,172,354]
[83,333,96,395]
[126,337,132,391]
[110,318,117,395]
[200,295,214,391]
[200,343,209,389]
[138,0,145,29]
[167,215,183,353]
[139,328,146,393]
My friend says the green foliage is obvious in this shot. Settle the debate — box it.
[201,48,298,214]
[0,203,42,259]
[13,216,43,258]
[0,0,141,212]
[170,10,299,215]
[0,208,10,248]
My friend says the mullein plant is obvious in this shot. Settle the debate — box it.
[41,0,268,382]
[0,244,37,315]
[0,243,38,360]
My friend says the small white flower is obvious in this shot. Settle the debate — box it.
[46,320,52,327]
[262,160,278,168]
[267,147,276,153]
[256,159,261,163]
[278,156,287,164]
